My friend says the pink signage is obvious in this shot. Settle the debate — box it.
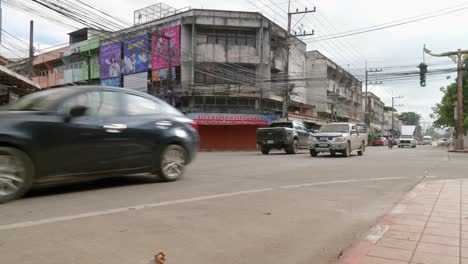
[151,26,180,70]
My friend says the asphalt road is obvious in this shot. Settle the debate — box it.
[0,146,458,264]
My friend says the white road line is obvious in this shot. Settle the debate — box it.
[0,177,411,231]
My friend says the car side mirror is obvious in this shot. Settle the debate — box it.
[64,105,88,123]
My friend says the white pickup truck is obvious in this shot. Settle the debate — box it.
[309,123,367,157]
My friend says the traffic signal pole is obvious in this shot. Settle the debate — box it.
[424,47,468,150]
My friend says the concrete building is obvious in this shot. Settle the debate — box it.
[363,92,385,131]
[8,5,314,150]
[305,50,363,123]
[383,108,402,136]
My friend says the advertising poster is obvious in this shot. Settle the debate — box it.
[152,67,176,81]
[101,77,121,87]
[100,43,122,79]
[185,113,280,125]
[123,35,149,75]
[151,26,180,70]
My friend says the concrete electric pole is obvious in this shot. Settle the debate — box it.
[424,47,468,150]
[282,0,315,119]
[392,96,404,134]
[364,62,383,125]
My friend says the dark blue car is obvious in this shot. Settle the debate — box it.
[0,86,199,203]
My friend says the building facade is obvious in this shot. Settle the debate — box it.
[305,50,363,123]
[363,92,385,131]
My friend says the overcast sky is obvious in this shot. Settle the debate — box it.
[3,0,468,126]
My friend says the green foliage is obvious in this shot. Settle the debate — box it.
[431,81,468,130]
[399,112,421,126]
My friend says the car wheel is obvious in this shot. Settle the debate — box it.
[261,145,270,155]
[157,144,187,182]
[330,150,336,157]
[357,142,365,156]
[310,149,318,157]
[0,147,34,203]
[342,143,351,157]
[286,139,299,154]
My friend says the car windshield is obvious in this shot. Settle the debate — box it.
[319,124,349,133]
[401,135,413,138]
[270,122,293,128]
[423,137,432,140]
[5,89,77,111]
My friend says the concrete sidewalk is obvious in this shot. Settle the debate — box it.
[336,179,467,264]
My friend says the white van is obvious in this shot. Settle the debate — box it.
[422,136,433,145]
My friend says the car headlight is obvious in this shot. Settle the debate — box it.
[333,137,346,142]
[310,136,317,141]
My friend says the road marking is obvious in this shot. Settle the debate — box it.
[366,225,390,243]
[0,177,410,231]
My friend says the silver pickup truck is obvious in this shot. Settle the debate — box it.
[309,123,366,157]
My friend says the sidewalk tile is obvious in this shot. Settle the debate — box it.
[424,227,459,237]
[377,238,418,250]
[361,256,408,264]
[384,231,421,241]
[394,219,427,227]
[367,246,412,262]
[427,222,460,231]
[412,251,459,264]
[420,234,459,246]
[397,215,429,222]
[430,216,460,224]
[415,242,459,257]
[462,239,468,248]
[390,225,425,233]
[431,212,460,218]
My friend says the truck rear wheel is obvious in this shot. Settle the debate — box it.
[310,149,318,157]
[342,143,351,157]
[357,142,365,156]
[261,145,270,155]
[286,139,299,154]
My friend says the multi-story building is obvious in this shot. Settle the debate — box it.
[383,108,402,136]
[363,92,385,131]
[305,50,363,123]
[9,4,314,150]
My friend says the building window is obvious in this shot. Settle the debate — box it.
[195,63,256,85]
[197,29,256,48]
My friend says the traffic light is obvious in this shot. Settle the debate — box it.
[418,63,428,87]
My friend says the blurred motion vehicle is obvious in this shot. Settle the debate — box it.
[0,86,199,203]
[422,136,433,145]
[256,120,311,155]
[372,137,386,146]
[437,138,451,147]
[309,123,366,157]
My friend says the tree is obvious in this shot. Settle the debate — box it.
[431,61,468,130]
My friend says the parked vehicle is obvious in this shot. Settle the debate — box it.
[398,126,417,148]
[372,137,386,146]
[309,123,366,157]
[0,86,199,203]
[256,120,311,155]
[422,136,433,145]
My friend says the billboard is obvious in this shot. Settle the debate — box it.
[151,26,180,70]
[186,113,280,125]
[123,35,149,75]
[124,72,148,92]
[101,77,121,87]
[152,67,176,81]
[100,43,121,79]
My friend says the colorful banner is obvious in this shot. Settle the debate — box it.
[152,67,176,81]
[101,77,121,87]
[186,113,280,126]
[123,35,149,75]
[151,26,180,70]
[100,43,121,79]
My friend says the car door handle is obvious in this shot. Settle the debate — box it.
[103,124,127,133]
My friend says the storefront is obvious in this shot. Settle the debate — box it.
[186,113,280,150]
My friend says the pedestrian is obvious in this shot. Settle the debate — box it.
[388,135,394,149]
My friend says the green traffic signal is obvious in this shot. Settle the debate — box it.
[420,81,426,87]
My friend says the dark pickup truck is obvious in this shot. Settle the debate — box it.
[256,121,311,154]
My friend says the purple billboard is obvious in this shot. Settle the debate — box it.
[151,26,180,70]
[100,43,122,80]
[123,35,149,75]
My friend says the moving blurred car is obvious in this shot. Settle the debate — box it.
[372,137,386,146]
[0,86,199,203]
[422,136,433,145]
[437,138,450,147]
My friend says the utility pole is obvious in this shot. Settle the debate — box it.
[425,47,468,150]
[0,0,3,53]
[364,62,383,125]
[29,20,34,79]
[282,0,316,119]
[392,96,404,134]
